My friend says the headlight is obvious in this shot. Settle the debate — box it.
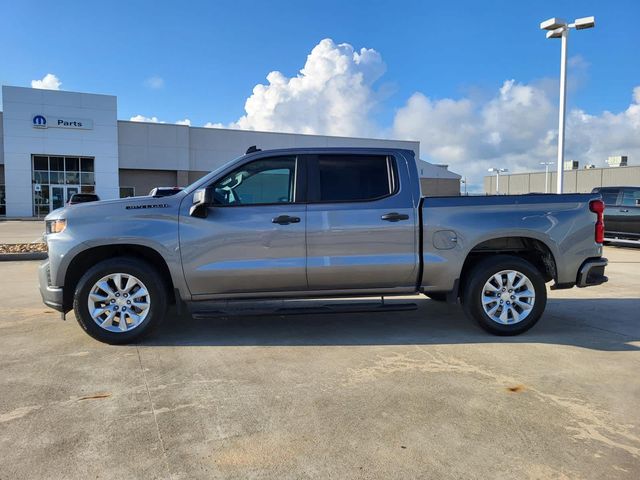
[46,219,67,234]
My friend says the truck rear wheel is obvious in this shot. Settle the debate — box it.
[73,257,167,344]
[462,255,547,335]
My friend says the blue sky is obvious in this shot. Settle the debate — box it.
[1,0,639,186]
[1,0,637,124]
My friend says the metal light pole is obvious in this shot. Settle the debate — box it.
[540,16,595,194]
[488,168,508,195]
[540,161,554,193]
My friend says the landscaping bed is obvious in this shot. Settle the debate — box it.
[0,243,48,260]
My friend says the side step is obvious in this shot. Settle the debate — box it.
[189,297,418,319]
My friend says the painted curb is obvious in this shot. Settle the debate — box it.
[0,252,48,261]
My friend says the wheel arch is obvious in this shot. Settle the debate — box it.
[62,244,176,312]
[457,236,558,298]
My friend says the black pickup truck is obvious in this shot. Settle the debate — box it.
[592,186,640,243]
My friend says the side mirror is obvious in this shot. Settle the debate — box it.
[189,187,213,218]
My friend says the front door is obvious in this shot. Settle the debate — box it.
[305,153,418,291]
[180,155,308,296]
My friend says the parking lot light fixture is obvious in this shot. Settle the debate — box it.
[540,15,595,194]
[488,167,508,195]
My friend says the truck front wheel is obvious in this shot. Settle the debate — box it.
[462,255,547,335]
[73,257,168,344]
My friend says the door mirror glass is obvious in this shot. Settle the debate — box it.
[190,187,213,218]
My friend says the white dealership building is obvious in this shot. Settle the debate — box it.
[0,85,460,217]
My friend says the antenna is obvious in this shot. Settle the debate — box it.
[246,145,261,154]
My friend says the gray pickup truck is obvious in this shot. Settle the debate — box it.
[39,147,608,344]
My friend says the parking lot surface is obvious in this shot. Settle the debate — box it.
[0,220,44,244]
[1,246,639,479]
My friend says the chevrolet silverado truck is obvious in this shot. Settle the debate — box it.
[39,147,608,344]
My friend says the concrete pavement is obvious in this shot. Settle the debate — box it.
[0,246,639,479]
[0,220,45,244]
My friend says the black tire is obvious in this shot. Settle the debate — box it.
[426,292,448,302]
[462,255,547,336]
[73,257,168,344]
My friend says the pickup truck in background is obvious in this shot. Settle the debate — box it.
[591,186,640,244]
[39,148,608,344]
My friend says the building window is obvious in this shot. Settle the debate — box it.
[0,185,6,216]
[31,155,96,216]
[120,187,136,198]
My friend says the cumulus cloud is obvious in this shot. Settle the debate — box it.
[144,75,164,89]
[129,114,163,123]
[220,38,385,136]
[129,115,195,126]
[203,122,225,129]
[392,81,640,189]
[147,38,640,190]
[31,73,62,90]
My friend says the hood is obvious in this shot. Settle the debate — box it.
[44,194,184,221]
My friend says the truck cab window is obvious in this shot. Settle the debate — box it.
[315,155,393,202]
[212,156,296,205]
[621,189,640,207]
[598,189,620,206]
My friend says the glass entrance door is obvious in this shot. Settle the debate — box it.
[66,187,79,203]
[50,186,79,211]
[51,186,66,211]
[31,155,95,216]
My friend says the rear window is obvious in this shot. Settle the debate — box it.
[316,155,393,202]
[71,194,98,202]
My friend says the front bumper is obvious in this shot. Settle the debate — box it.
[576,257,608,288]
[38,260,64,312]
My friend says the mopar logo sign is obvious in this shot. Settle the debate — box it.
[33,115,47,128]
[32,114,93,130]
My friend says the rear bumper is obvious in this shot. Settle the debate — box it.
[576,257,608,288]
[38,260,65,312]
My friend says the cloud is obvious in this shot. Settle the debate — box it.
[129,115,195,126]
[31,73,62,90]
[220,38,385,136]
[129,114,163,123]
[144,76,164,89]
[150,38,640,190]
[392,80,640,188]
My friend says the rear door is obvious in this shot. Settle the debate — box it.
[305,153,418,291]
[179,155,308,296]
[618,188,640,237]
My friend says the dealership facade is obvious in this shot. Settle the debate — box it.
[0,85,460,217]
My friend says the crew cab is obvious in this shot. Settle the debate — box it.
[39,148,608,344]
[591,186,640,243]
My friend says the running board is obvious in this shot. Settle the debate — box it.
[188,298,418,319]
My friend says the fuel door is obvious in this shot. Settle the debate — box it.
[433,230,458,250]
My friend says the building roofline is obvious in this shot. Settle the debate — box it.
[116,119,419,145]
[2,84,116,98]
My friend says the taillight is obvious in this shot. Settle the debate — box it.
[589,199,605,243]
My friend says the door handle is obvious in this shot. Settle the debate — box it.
[381,212,410,222]
[620,209,629,213]
[272,215,301,225]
